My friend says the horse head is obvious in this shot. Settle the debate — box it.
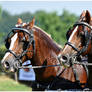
[1,18,35,72]
[59,10,92,66]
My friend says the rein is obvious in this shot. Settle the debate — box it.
[17,64,61,69]
[5,23,92,70]
[4,25,91,90]
[5,27,63,70]
[5,26,92,70]
[15,62,92,69]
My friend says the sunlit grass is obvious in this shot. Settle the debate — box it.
[0,75,32,91]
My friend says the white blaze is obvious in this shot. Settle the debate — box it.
[2,33,18,62]
[63,26,78,52]
[9,33,18,50]
[68,26,78,42]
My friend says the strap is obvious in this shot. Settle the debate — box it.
[65,42,80,52]
[72,65,80,83]
[74,22,92,30]
[6,50,18,58]
[72,64,88,88]
[12,27,31,35]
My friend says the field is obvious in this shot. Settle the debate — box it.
[0,74,32,91]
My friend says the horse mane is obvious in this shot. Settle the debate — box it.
[33,25,62,54]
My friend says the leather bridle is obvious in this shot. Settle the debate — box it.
[66,22,92,56]
[4,25,90,90]
[4,27,62,70]
[5,27,35,69]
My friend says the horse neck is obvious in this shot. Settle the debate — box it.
[32,26,61,64]
[29,27,87,84]
[29,26,62,81]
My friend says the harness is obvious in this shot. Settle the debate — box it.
[5,27,35,69]
[4,26,89,90]
[56,21,92,90]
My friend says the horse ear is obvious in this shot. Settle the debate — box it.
[91,17,92,25]
[29,17,35,29]
[80,10,86,18]
[80,10,91,23]
[17,18,23,24]
[85,10,91,23]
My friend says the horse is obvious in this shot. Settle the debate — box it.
[1,18,88,90]
[58,10,92,89]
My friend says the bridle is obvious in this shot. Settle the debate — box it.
[66,21,92,56]
[5,22,92,70]
[63,21,92,89]
[5,27,35,70]
[57,22,92,88]
[58,21,92,69]
[4,25,90,90]
[4,27,61,70]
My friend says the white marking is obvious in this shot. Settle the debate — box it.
[68,26,78,42]
[63,26,78,52]
[2,33,18,62]
[9,33,18,50]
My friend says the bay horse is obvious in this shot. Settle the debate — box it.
[1,18,88,90]
[58,10,92,89]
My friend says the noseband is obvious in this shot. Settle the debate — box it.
[5,27,35,69]
[66,22,92,56]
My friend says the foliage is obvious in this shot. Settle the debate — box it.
[0,9,78,46]
[0,6,2,20]
[35,10,78,45]
[0,9,78,73]
[0,46,6,72]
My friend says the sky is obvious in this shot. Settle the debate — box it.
[0,1,92,16]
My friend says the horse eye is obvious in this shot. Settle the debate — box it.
[80,32,86,46]
[23,41,29,50]
[80,31,85,36]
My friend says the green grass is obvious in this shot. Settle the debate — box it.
[0,75,32,91]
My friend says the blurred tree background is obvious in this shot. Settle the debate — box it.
[0,6,1,20]
[0,8,78,73]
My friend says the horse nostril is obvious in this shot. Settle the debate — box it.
[62,55,68,61]
[4,61,10,69]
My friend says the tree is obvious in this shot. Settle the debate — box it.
[0,9,78,46]
[0,6,2,20]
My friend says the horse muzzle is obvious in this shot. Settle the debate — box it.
[1,60,17,73]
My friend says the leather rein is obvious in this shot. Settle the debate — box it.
[4,24,92,90]
[5,24,92,70]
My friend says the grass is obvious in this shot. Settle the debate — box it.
[0,75,32,91]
